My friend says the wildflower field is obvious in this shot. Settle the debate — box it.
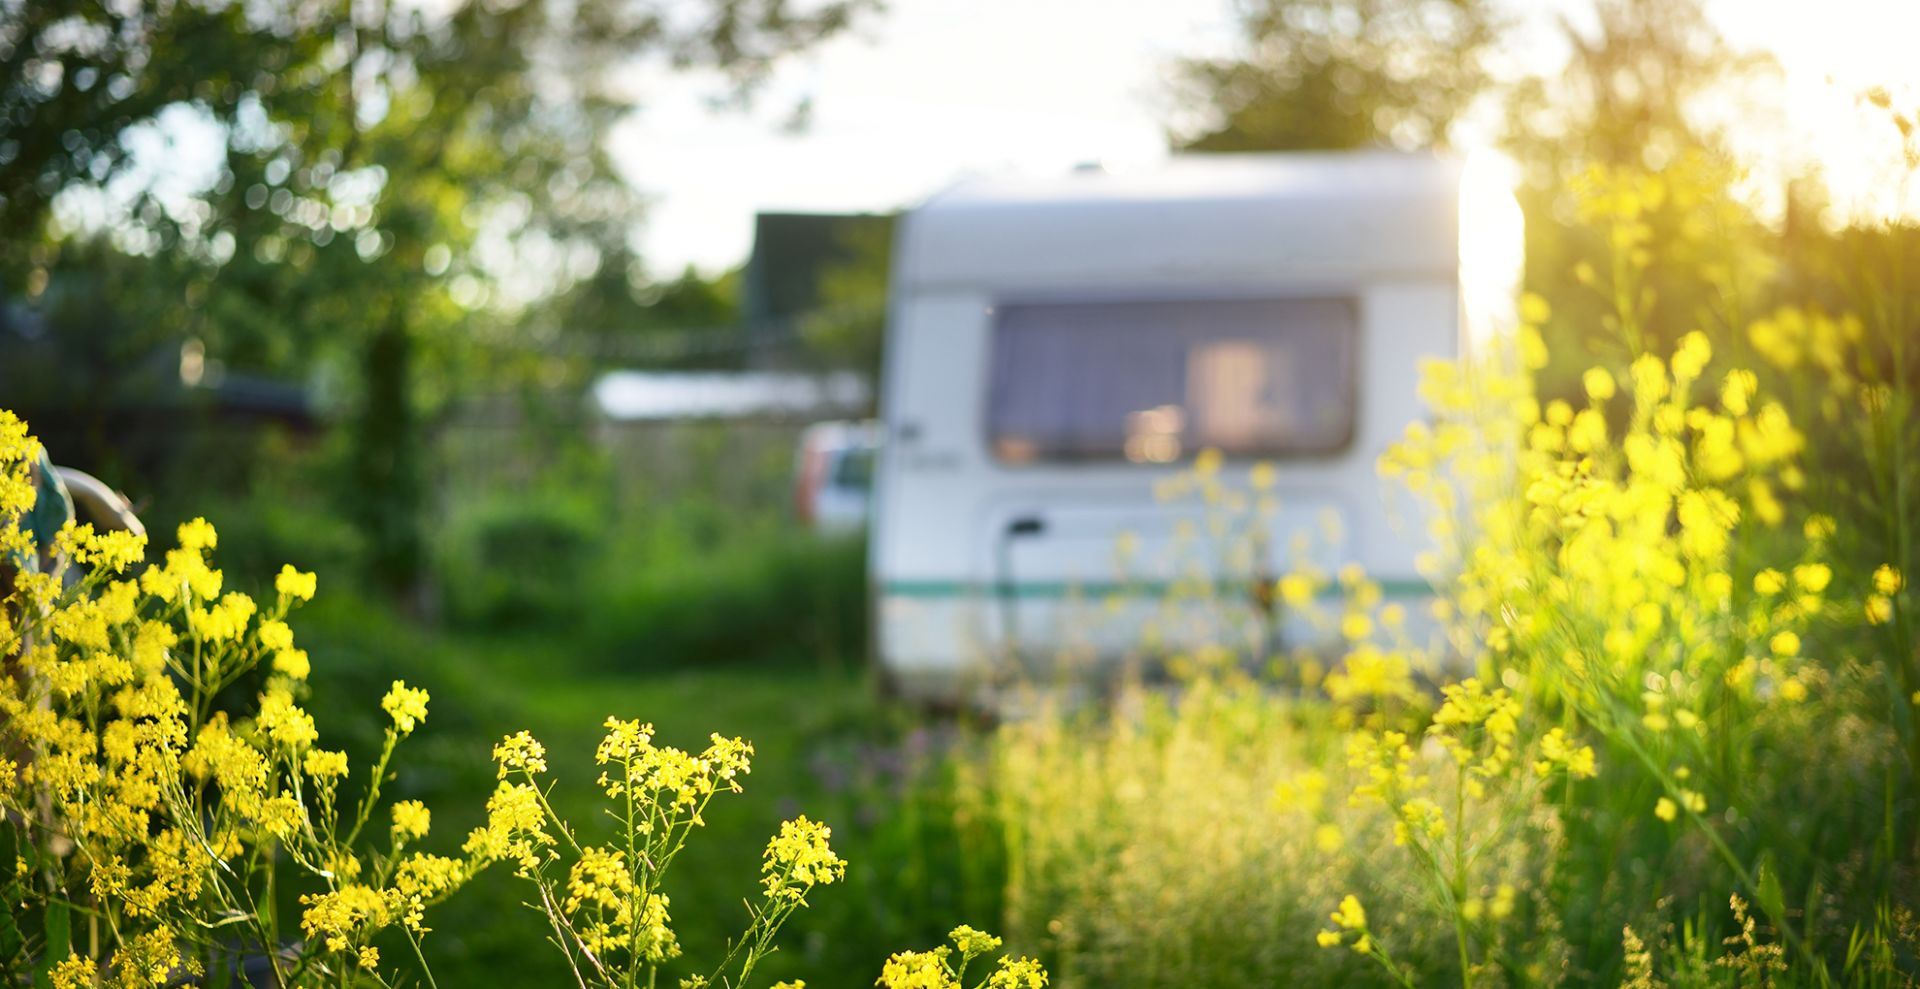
[958,160,1920,989]
[3,152,1920,989]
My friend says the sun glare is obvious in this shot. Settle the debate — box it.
[1712,0,1920,225]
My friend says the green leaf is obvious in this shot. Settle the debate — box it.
[32,900,68,989]
[1754,855,1787,926]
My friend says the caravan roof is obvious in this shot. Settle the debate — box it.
[896,153,1471,293]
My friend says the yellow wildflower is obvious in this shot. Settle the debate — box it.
[986,956,1048,989]
[1671,331,1712,381]
[949,925,1003,958]
[258,620,294,653]
[1535,727,1599,779]
[273,648,311,680]
[1583,366,1617,402]
[1793,563,1831,594]
[381,681,430,736]
[877,947,956,989]
[493,731,549,778]
[257,689,318,751]
[1330,894,1367,930]
[276,564,318,601]
[303,749,349,781]
[761,815,846,900]
[391,800,432,843]
[1721,369,1756,415]
[178,517,218,552]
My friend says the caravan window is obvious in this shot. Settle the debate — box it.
[986,297,1357,463]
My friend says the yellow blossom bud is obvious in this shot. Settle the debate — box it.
[391,800,432,843]
[1330,894,1367,930]
[1278,574,1316,608]
[178,517,219,552]
[276,564,318,602]
[1583,366,1616,402]
[274,649,311,680]
[1793,564,1831,594]
[381,681,431,736]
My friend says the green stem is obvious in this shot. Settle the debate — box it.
[405,926,440,989]
[1452,769,1474,989]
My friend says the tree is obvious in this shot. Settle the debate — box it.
[1500,0,1779,390]
[0,0,874,591]
[1501,0,1773,180]
[799,215,891,384]
[1172,0,1504,152]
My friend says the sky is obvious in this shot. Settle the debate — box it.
[611,0,1920,276]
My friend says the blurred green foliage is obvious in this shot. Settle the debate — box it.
[587,529,868,671]
[1,0,872,593]
[431,488,869,671]
[1173,0,1505,152]
[438,493,602,626]
[799,217,894,384]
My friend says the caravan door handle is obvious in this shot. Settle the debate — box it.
[1005,515,1046,538]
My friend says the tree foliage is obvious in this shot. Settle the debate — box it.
[0,0,872,589]
[1499,0,1780,394]
[1172,0,1504,152]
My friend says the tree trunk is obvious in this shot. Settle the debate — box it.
[351,312,423,597]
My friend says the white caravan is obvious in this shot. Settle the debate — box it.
[869,152,1522,701]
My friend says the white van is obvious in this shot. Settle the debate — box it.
[869,152,1522,701]
[793,419,880,533]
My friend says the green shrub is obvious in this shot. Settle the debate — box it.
[589,532,867,669]
[438,494,602,627]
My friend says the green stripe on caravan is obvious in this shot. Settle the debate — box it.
[880,578,1434,600]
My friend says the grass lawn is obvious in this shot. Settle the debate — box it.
[290,591,968,988]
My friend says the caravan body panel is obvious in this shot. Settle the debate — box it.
[870,153,1520,698]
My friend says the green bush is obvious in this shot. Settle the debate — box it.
[589,531,868,669]
[438,495,602,627]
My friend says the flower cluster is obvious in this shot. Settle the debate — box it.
[1381,280,1830,829]
[591,716,753,820]
[762,815,848,901]
[488,715,845,989]
[0,412,478,987]
[876,926,1049,989]
[0,408,1001,989]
